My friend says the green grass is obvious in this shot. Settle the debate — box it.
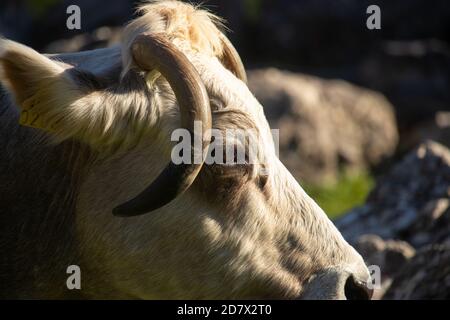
[26,0,60,17]
[303,171,375,219]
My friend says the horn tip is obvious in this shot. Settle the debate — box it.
[112,205,126,217]
[112,202,157,217]
[112,204,137,217]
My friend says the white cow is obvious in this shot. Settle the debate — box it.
[0,0,371,299]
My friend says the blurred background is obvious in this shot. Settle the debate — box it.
[1,0,449,298]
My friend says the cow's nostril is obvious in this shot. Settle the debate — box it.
[344,275,373,300]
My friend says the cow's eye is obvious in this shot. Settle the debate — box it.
[257,172,269,190]
[216,162,253,179]
[210,98,225,112]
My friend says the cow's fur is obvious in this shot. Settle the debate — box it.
[0,1,369,299]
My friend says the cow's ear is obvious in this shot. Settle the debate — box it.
[0,38,73,104]
[0,38,83,133]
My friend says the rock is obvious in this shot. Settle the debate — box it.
[248,68,398,183]
[355,49,450,131]
[401,112,450,152]
[353,235,415,299]
[337,141,450,299]
[355,235,415,276]
[336,141,450,247]
[383,244,450,299]
[408,198,450,247]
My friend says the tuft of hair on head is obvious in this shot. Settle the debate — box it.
[121,0,226,75]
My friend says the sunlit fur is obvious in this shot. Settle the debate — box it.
[121,0,226,74]
[0,1,369,299]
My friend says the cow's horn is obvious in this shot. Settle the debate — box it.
[113,33,212,217]
[220,33,247,84]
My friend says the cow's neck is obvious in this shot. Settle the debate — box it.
[0,100,94,298]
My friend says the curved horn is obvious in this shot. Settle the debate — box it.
[220,33,247,84]
[113,33,212,217]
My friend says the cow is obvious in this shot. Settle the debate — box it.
[0,0,372,299]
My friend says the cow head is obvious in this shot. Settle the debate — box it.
[0,1,372,299]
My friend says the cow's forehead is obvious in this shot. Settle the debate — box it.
[190,52,267,120]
